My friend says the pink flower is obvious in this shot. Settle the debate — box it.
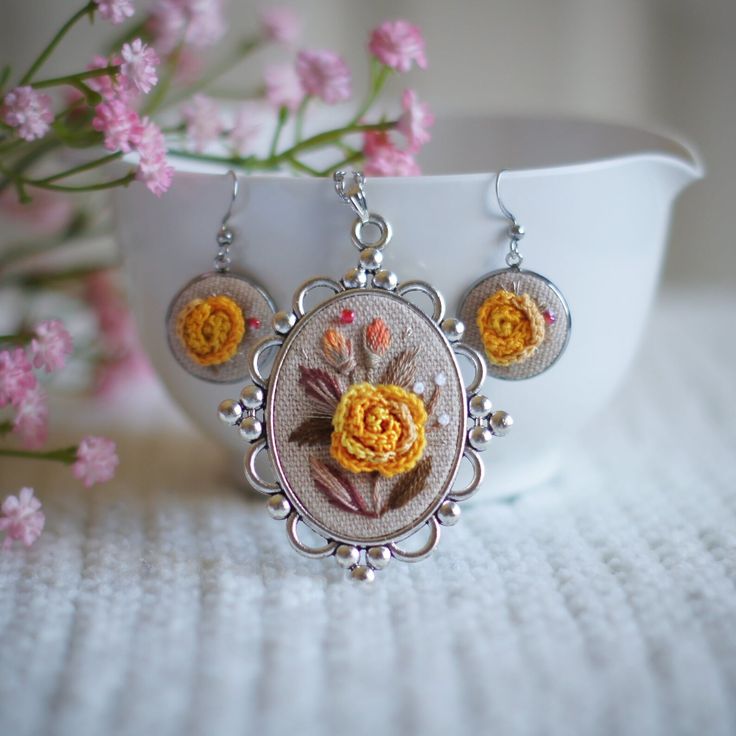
[363,129,393,158]
[92,99,143,153]
[181,94,222,152]
[0,488,45,550]
[149,0,226,54]
[95,0,135,24]
[73,436,119,488]
[396,88,434,152]
[230,102,265,156]
[0,348,36,408]
[30,319,73,373]
[120,39,159,95]
[296,50,352,104]
[12,385,48,450]
[86,54,128,102]
[368,20,428,73]
[1,86,53,141]
[364,141,421,177]
[264,63,304,111]
[134,118,174,196]
[0,189,73,235]
[260,7,301,44]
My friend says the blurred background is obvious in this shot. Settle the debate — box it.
[3,0,734,287]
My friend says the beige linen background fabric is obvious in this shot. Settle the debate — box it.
[269,290,466,544]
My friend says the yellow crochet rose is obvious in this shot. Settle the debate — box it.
[476,289,545,366]
[176,294,245,366]
[330,382,427,478]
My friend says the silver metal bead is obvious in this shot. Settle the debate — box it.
[217,228,234,246]
[372,269,398,291]
[240,384,264,410]
[213,254,231,271]
[334,544,360,569]
[441,318,465,342]
[273,310,297,335]
[469,394,493,418]
[358,247,383,272]
[239,415,263,441]
[217,398,243,425]
[490,410,514,437]
[266,493,291,520]
[437,500,461,526]
[509,223,525,241]
[366,546,391,570]
[468,425,493,451]
[348,565,375,583]
[342,267,367,289]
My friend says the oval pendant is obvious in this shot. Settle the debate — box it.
[166,272,275,383]
[220,275,505,581]
[460,267,571,380]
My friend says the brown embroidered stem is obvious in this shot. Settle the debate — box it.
[370,471,381,517]
[298,365,342,413]
[425,385,441,415]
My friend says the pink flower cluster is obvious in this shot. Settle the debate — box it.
[88,39,173,196]
[1,87,54,142]
[260,6,301,45]
[369,20,428,73]
[0,320,72,449]
[149,0,227,54]
[95,0,135,25]
[72,436,119,488]
[0,488,45,550]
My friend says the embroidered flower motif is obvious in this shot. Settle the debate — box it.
[363,317,391,369]
[321,327,356,374]
[476,288,545,366]
[330,382,427,478]
[176,294,245,366]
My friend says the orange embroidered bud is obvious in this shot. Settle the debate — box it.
[365,318,391,356]
[322,327,355,374]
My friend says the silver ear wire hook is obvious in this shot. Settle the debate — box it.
[495,169,525,269]
[214,170,239,273]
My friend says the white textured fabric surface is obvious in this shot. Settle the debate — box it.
[1,288,735,736]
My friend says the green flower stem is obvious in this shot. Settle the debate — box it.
[0,332,32,345]
[29,152,123,185]
[30,66,120,91]
[318,150,364,177]
[349,61,391,126]
[284,156,321,177]
[26,171,136,193]
[0,420,12,436]
[269,106,289,158]
[19,2,96,85]
[167,121,394,174]
[160,37,262,110]
[16,262,119,289]
[0,445,78,464]
[294,96,311,144]
[142,41,184,115]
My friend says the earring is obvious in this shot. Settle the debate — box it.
[166,171,276,383]
[459,170,571,380]
[218,171,512,582]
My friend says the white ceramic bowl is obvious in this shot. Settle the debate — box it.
[113,115,701,498]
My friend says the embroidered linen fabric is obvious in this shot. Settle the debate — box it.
[1,288,735,736]
[269,291,465,544]
[166,273,273,382]
[461,270,569,379]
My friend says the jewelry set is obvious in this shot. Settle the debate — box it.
[166,169,571,582]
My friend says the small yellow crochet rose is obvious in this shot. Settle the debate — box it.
[176,294,245,366]
[330,382,427,478]
[476,289,545,366]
